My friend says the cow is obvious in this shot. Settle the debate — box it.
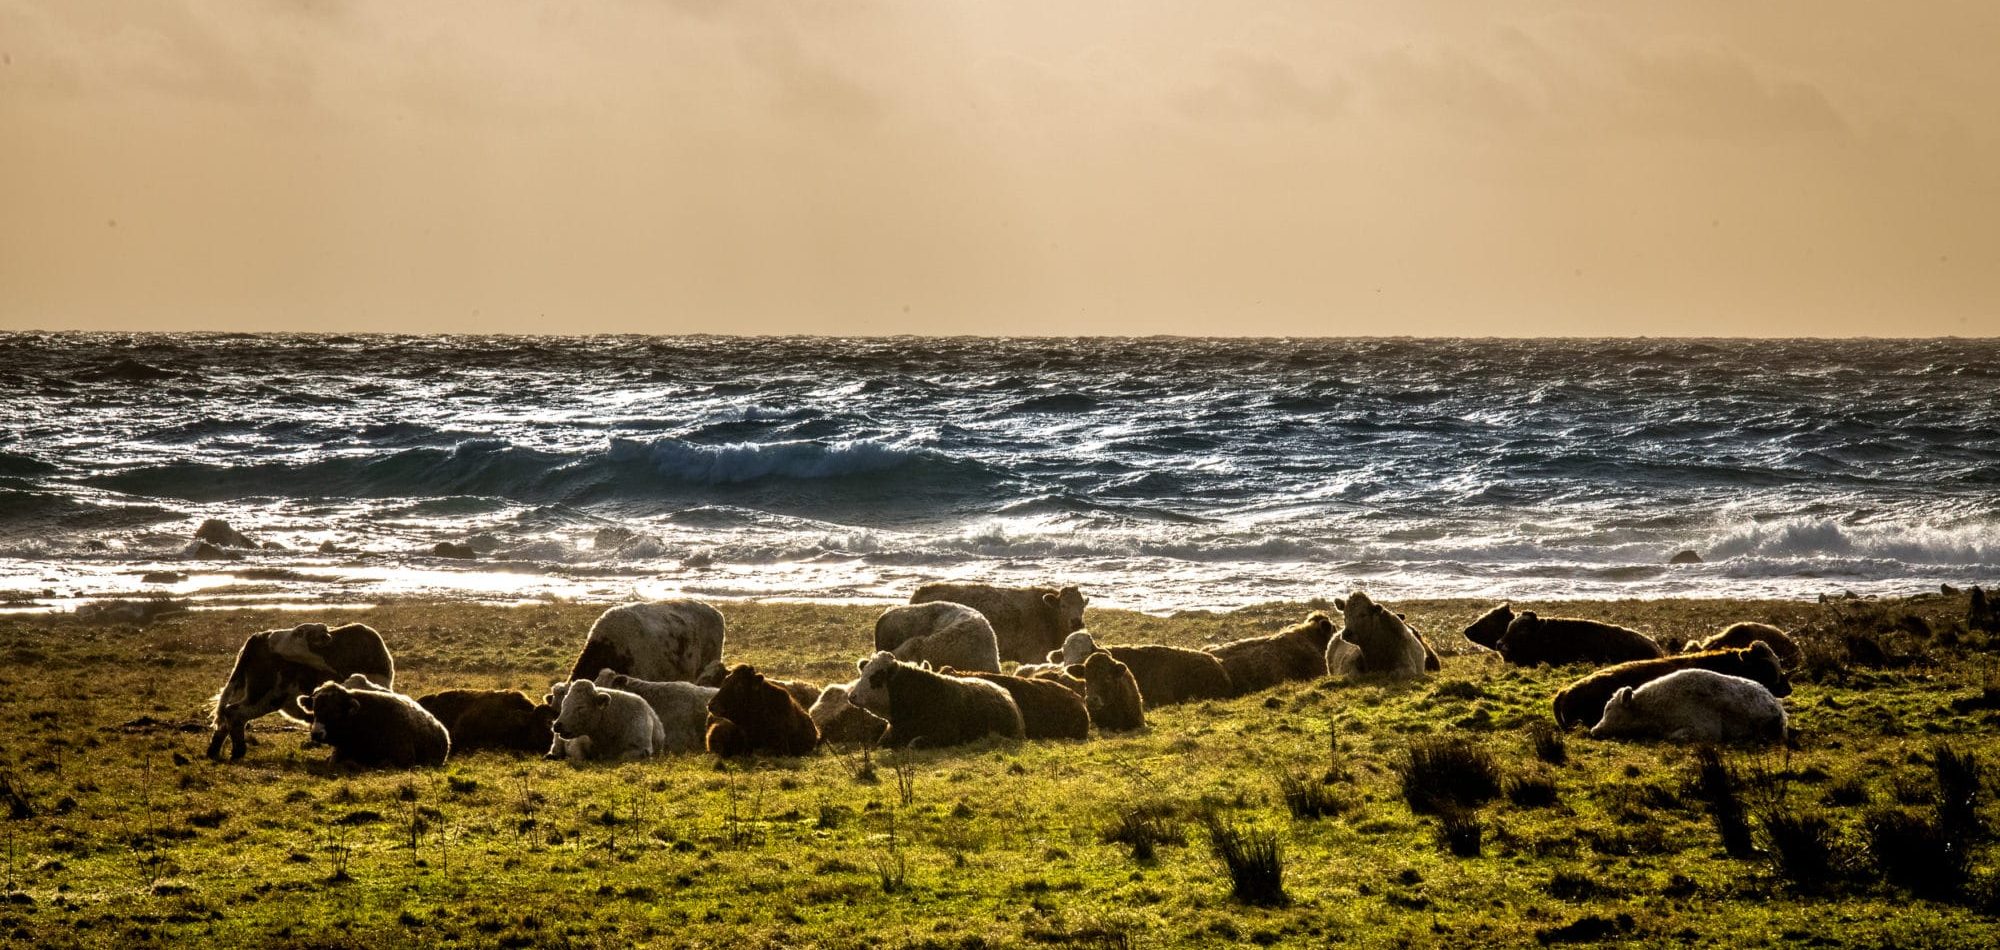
[1065,651,1145,733]
[1462,604,1515,652]
[910,583,1087,664]
[545,679,667,762]
[808,683,890,747]
[415,689,554,754]
[942,669,1091,740]
[208,622,395,761]
[1590,669,1788,744]
[294,676,449,768]
[567,600,724,683]
[1555,642,1791,730]
[1493,610,1666,667]
[1324,591,1438,680]
[694,662,820,710]
[1048,631,1234,706]
[848,652,1026,748]
[591,670,718,754]
[874,602,1003,673]
[1682,622,1802,669]
[705,665,819,758]
[1206,611,1338,695]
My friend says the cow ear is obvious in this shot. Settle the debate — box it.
[593,692,609,708]
[1042,592,1059,607]
[293,694,314,716]
[1611,686,1633,704]
[857,657,868,673]
[1334,597,1347,611]
[1751,641,1776,660]
[1064,665,1085,678]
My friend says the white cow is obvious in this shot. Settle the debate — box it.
[873,602,1003,674]
[591,669,717,754]
[545,679,667,762]
[1590,669,1787,744]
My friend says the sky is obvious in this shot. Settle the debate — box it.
[2,1,1996,337]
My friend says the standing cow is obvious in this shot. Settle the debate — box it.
[910,583,1087,664]
[208,622,395,761]
[566,600,725,683]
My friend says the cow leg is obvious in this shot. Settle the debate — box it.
[206,727,228,761]
[228,717,249,760]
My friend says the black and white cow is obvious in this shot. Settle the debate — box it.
[207,622,395,761]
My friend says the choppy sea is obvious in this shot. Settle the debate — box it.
[3,334,1996,613]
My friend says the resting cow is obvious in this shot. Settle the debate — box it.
[295,675,449,768]
[546,679,667,762]
[705,665,819,758]
[874,602,1003,673]
[1682,622,1802,669]
[1590,669,1788,744]
[1475,606,1666,667]
[567,600,725,683]
[416,689,553,754]
[1555,641,1791,730]
[1324,591,1438,680]
[1049,631,1233,706]
[910,583,1087,664]
[1206,611,1338,695]
[848,652,1026,747]
[592,669,718,754]
[943,669,1091,740]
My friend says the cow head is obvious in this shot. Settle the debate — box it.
[1041,586,1088,633]
[1056,630,1099,666]
[296,680,362,744]
[709,664,773,719]
[1744,641,1792,697]
[848,652,899,715]
[593,668,631,689]
[1462,604,1514,650]
[553,679,610,739]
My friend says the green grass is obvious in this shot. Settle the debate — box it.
[1,594,1998,947]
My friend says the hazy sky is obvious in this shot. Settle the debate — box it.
[3,1,1996,336]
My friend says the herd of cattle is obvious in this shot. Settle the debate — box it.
[205,582,1800,768]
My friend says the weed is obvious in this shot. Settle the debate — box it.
[1399,736,1500,814]
[872,812,906,894]
[1101,801,1186,862]
[890,749,917,807]
[1758,806,1842,891]
[323,824,354,883]
[1205,815,1286,906]
[1506,772,1560,809]
[1687,748,1755,859]
[1821,778,1870,808]
[1931,742,1983,843]
[1865,807,1967,899]
[1436,808,1483,858]
[1529,721,1568,766]
[1275,769,1346,820]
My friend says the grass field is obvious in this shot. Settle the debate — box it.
[2,593,1998,948]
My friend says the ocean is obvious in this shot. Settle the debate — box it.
[2,333,1996,613]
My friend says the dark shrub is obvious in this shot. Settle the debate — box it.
[1206,816,1286,906]
[1101,801,1185,862]
[1275,770,1347,820]
[1759,808,1842,890]
[1866,807,1967,899]
[1506,773,1561,809]
[1399,736,1500,815]
[1436,808,1483,858]
[1687,747,1755,859]
[1529,721,1567,766]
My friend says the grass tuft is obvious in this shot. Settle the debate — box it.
[1399,736,1501,814]
[1687,748,1756,859]
[1205,816,1286,906]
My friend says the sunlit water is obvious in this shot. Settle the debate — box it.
[3,334,1997,614]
